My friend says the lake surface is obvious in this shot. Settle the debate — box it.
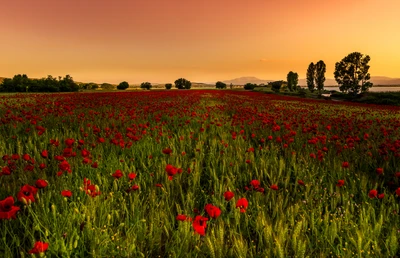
[324,86,400,92]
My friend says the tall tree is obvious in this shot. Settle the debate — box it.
[287,71,299,91]
[334,52,373,94]
[315,60,326,93]
[306,62,316,92]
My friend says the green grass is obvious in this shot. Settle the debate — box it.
[0,90,399,257]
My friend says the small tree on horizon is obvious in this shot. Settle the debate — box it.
[216,81,227,89]
[244,83,256,90]
[306,62,316,92]
[175,78,191,89]
[117,81,129,90]
[140,82,152,90]
[270,81,284,92]
[101,83,114,90]
[165,83,172,90]
[334,52,373,94]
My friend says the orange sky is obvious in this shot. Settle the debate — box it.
[1,0,399,84]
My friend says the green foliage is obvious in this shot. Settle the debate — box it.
[140,82,152,90]
[315,60,326,93]
[165,83,172,90]
[101,83,115,90]
[244,83,256,90]
[270,81,284,92]
[117,81,129,90]
[0,74,79,92]
[174,78,191,89]
[81,82,99,90]
[59,75,79,92]
[215,81,227,89]
[331,91,400,106]
[334,52,373,94]
[1,91,399,257]
[286,71,299,92]
[306,63,316,92]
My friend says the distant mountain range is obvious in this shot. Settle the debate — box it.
[223,76,400,86]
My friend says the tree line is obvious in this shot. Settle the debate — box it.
[0,74,79,92]
[1,52,372,94]
[234,52,372,95]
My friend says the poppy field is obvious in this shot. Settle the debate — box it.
[1,90,400,257]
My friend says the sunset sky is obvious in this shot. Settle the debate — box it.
[1,0,399,84]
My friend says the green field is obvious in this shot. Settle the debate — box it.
[1,90,400,257]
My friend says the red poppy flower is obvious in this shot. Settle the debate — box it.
[204,204,221,219]
[247,147,255,153]
[250,180,260,189]
[35,179,48,189]
[297,180,305,186]
[17,185,38,204]
[54,155,64,161]
[91,162,98,168]
[24,164,35,172]
[39,163,46,170]
[395,172,400,178]
[23,154,31,161]
[81,149,90,157]
[376,168,383,175]
[131,185,139,191]
[176,214,188,221]
[342,162,349,168]
[128,173,137,180]
[223,191,234,201]
[192,215,208,236]
[0,196,20,220]
[270,184,279,191]
[162,148,173,155]
[38,150,48,159]
[83,179,101,197]
[236,198,248,213]
[58,160,71,172]
[1,166,11,176]
[11,154,20,160]
[166,164,178,180]
[396,187,400,197]
[112,169,123,179]
[378,193,385,199]
[65,138,74,147]
[155,183,163,188]
[61,190,72,198]
[336,180,345,187]
[28,241,49,254]
[368,189,378,198]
